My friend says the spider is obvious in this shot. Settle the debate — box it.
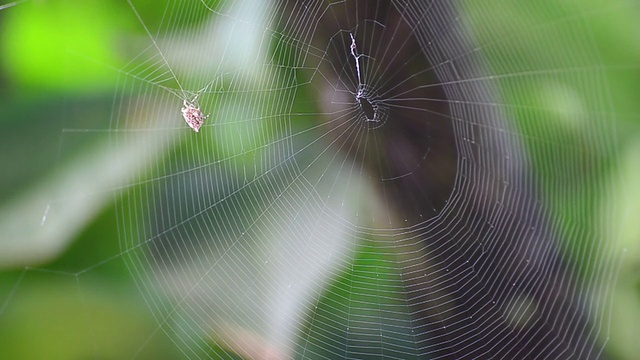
[181,94,209,132]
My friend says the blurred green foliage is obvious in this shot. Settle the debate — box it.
[1,0,122,93]
[0,1,170,358]
[0,0,639,359]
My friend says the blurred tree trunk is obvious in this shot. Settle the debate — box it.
[279,1,602,358]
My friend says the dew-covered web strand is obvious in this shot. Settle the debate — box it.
[14,1,620,359]
[124,0,220,116]
[125,0,188,100]
[68,109,369,280]
[356,3,608,360]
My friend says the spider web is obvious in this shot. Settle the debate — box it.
[0,0,633,359]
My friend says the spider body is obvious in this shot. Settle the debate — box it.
[181,95,208,132]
